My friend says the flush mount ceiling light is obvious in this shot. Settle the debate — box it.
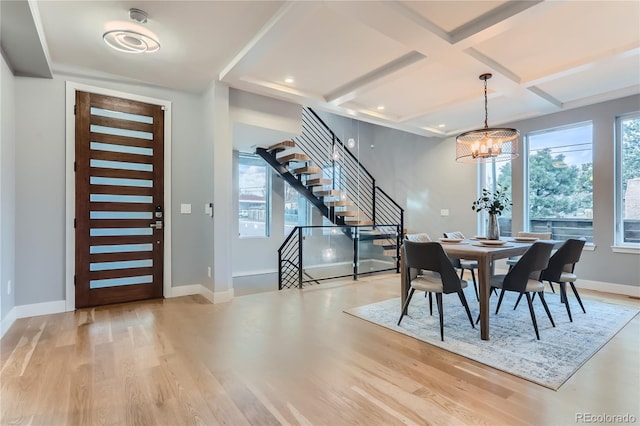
[456,73,519,163]
[103,8,160,54]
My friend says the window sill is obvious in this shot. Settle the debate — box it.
[583,243,596,251]
[611,245,640,255]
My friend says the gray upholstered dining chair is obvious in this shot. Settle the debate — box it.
[506,232,552,285]
[398,241,475,341]
[443,231,479,301]
[540,238,586,322]
[490,242,555,340]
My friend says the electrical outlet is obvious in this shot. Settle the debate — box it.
[7,280,12,295]
[207,267,212,278]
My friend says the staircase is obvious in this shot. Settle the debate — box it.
[256,107,404,289]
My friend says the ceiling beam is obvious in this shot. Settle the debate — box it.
[325,51,426,105]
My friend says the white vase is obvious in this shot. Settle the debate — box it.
[488,214,500,240]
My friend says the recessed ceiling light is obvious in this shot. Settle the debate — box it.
[377,105,385,111]
[103,30,160,53]
[284,77,294,84]
[438,124,446,128]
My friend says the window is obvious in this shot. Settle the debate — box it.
[238,153,270,238]
[525,122,593,242]
[616,112,640,245]
[284,181,310,235]
[480,160,513,237]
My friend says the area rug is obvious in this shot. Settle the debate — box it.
[345,288,639,390]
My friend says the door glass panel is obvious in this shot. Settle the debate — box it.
[90,159,153,171]
[90,107,153,124]
[90,124,153,140]
[90,244,153,254]
[90,177,153,187]
[90,259,153,271]
[90,194,153,203]
[90,275,153,289]
[90,142,153,156]
[90,228,153,236]
[90,211,153,219]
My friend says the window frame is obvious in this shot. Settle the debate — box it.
[477,159,513,237]
[237,152,271,239]
[523,121,594,242]
[614,111,640,251]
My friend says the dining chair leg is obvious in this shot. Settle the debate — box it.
[557,281,566,304]
[559,283,573,322]
[513,293,524,310]
[495,289,506,314]
[470,269,479,301]
[428,292,433,316]
[538,291,555,327]
[436,293,444,341]
[525,292,541,340]
[457,290,475,328]
[548,281,556,293]
[569,283,587,313]
[397,288,415,325]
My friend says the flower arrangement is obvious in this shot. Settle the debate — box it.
[472,184,511,216]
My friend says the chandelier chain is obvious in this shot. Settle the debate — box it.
[484,77,488,129]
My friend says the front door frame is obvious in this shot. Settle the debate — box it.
[65,81,172,311]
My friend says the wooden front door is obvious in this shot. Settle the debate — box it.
[75,91,164,308]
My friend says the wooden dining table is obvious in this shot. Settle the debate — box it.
[399,238,558,341]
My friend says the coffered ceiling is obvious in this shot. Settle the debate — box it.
[2,0,639,138]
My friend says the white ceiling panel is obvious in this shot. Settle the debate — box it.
[36,0,284,92]
[343,59,495,120]
[246,3,410,96]
[399,0,508,33]
[534,51,640,105]
[473,1,640,83]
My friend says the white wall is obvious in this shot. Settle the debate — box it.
[13,74,210,307]
[1,53,17,328]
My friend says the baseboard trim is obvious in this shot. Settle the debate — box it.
[576,279,640,298]
[1,308,17,338]
[168,284,233,304]
[14,300,67,319]
[169,284,203,298]
[213,288,234,304]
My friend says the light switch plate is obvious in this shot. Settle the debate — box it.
[180,203,192,214]
[440,209,450,216]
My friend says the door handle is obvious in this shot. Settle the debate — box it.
[150,220,163,230]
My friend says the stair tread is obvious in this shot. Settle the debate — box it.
[345,218,374,225]
[314,189,343,197]
[268,140,295,152]
[292,166,321,175]
[306,178,331,187]
[326,200,354,207]
[382,249,399,257]
[278,153,310,163]
[335,210,362,217]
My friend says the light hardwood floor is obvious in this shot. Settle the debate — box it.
[1,273,638,425]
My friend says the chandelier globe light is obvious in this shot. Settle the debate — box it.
[455,73,519,163]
